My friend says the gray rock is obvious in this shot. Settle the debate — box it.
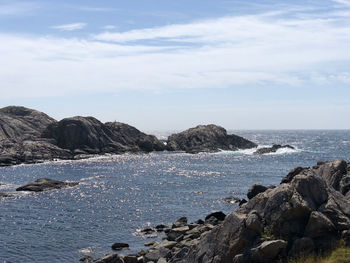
[124,255,138,263]
[205,211,226,221]
[255,240,287,262]
[304,211,335,238]
[93,254,123,263]
[253,144,294,155]
[288,237,314,257]
[144,248,171,263]
[172,217,187,228]
[16,178,78,192]
[112,243,130,251]
[166,125,257,153]
[247,184,268,199]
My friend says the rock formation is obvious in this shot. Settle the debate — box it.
[0,106,165,166]
[167,125,257,153]
[253,144,295,155]
[0,106,72,166]
[16,178,79,192]
[92,160,350,263]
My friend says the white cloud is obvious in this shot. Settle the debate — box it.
[1,5,350,99]
[52,23,87,31]
[332,0,350,6]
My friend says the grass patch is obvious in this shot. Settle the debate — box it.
[288,246,350,263]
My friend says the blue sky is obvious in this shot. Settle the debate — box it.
[1,0,350,130]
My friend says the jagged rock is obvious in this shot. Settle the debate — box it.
[253,144,294,155]
[155,225,169,232]
[172,160,350,263]
[205,211,226,221]
[251,240,287,262]
[245,211,263,234]
[172,217,187,228]
[304,211,335,238]
[93,254,123,263]
[247,184,268,199]
[166,125,257,153]
[16,178,78,192]
[144,247,171,263]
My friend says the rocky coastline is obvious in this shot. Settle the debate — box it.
[0,106,258,167]
[90,160,350,263]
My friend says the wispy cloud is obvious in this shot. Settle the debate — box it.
[332,0,350,6]
[0,1,39,16]
[1,3,350,99]
[80,7,119,12]
[52,23,87,31]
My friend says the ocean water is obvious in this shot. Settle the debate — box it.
[0,130,350,263]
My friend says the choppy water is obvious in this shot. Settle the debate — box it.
[0,130,349,263]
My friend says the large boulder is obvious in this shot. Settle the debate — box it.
[16,178,79,192]
[167,125,257,153]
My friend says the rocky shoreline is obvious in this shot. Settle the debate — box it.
[0,106,259,167]
[89,160,350,263]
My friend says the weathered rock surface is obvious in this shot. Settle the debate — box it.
[253,144,295,155]
[0,106,72,166]
[43,117,165,155]
[172,160,350,262]
[16,178,79,192]
[0,106,165,166]
[96,160,350,263]
[166,125,257,153]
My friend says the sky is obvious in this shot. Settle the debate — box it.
[0,0,350,131]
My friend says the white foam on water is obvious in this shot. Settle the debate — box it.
[215,145,300,156]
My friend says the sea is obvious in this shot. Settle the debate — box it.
[0,130,350,263]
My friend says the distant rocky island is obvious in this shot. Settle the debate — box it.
[0,106,259,166]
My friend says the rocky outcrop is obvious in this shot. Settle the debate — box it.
[94,160,350,263]
[42,117,165,155]
[167,125,257,153]
[173,160,350,262]
[253,144,295,155]
[0,106,165,166]
[0,106,72,166]
[16,178,79,192]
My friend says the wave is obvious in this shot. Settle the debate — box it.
[215,145,301,156]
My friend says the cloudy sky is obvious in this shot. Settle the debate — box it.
[1,0,350,130]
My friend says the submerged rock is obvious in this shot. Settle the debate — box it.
[16,178,79,192]
[167,125,257,153]
[253,144,295,155]
[111,243,130,251]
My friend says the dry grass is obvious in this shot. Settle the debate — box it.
[287,246,350,263]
